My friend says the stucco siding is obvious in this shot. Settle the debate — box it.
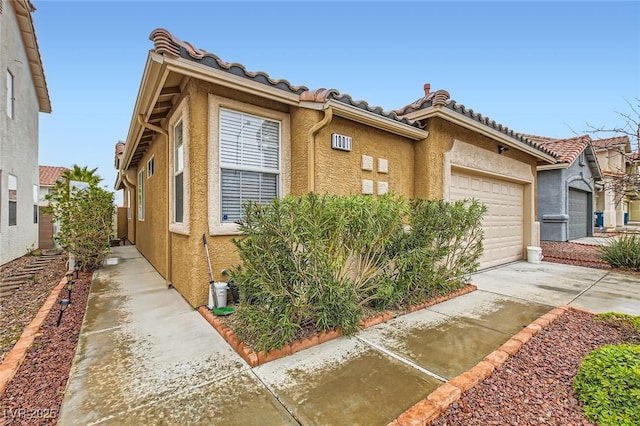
[314,116,415,197]
[0,0,40,265]
[538,158,596,241]
[133,133,168,278]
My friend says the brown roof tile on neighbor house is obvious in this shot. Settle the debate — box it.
[39,166,68,186]
[148,28,425,130]
[592,135,629,150]
[532,134,591,164]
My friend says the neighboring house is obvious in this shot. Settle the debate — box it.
[38,165,67,249]
[629,152,640,222]
[530,135,602,241]
[0,0,51,265]
[592,136,632,229]
[115,29,556,307]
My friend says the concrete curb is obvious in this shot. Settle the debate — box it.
[0,271,70,397]
[389,305,590,426]
[198,283,478,367]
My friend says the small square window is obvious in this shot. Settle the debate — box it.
[147,156,155,178]
[6,70,14,119]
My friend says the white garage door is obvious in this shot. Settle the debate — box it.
[450,170,524,269]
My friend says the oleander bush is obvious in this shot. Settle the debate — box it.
[231,193,485,351]
[599,235,640,271]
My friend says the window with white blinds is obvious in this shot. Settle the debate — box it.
[174,120,184,224]
[219,109,280,222]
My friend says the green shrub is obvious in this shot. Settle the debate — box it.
[231,193,485,351]
[600,235,640,271]
[574,344,640,426]
[597,312,640,334]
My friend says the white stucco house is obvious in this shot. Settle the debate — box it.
[0,0,51,265]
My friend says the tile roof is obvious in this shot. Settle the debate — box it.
[39,166,68,186]
[394,85,556,158]
[299,88,424,129]
[525,134,590,164]
[591,136,630,150]
[149,28,424,130]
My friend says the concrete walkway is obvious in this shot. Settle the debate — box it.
[59,247,640,425]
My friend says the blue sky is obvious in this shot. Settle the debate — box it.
[32,1,640,202]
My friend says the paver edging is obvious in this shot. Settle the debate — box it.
[198,283,477,367]
[0,271,70,397]
[389,304,580,426]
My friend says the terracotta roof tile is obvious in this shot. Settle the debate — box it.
[149,29,424,130]
[591,136,630,150]
[150,28,308,95]
[115,141,125,156]
[39,166,68,186]
[394,88,556,158]
[530,134,591,164]
[299,88,424,129]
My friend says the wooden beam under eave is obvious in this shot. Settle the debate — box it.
[160,86,181,96]
[153,101,173,110]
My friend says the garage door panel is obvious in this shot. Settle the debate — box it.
[450,171,524,269]
[568,189,588,240]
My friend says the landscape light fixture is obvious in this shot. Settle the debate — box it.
[56,299,70,327]
[66,271,73,283]
[66,279,74,303]
[74,263,80,279]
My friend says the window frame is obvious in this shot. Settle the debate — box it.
[208,95,291,236]
[168,97,190,235]
[137,169,145,221]
[8,173,17,226]
[147,156,155,178]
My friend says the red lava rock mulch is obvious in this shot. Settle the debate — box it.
[431,309,639,425]
[540,241,611,270]
[0,271,91,426]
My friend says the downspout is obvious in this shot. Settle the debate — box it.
[137,113,172,288]
[307,108,333,192]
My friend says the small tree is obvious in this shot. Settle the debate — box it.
[45,167,114,271]
[587,98,640,205]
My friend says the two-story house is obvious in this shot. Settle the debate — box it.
[0,0,51,264]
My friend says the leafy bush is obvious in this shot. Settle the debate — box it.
[599,235,640,271]
[574,344,640,426]
[47,179,114,271]
[597,312,640,334]
[231,193,485,352]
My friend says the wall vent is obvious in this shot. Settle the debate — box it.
[331,133,352,151]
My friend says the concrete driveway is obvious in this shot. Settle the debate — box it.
[58,247,640,425]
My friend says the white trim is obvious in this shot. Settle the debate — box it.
[208,94,291,236]
[137,168,145,221]
[147,156,155,178]
[6,70,14,119]
[168,97,190,235]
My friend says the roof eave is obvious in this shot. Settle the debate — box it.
[165,54,300,106]
[14,0,51,113]
[325,100,429,141]
[407,106,556,163]
[121,52,168,171]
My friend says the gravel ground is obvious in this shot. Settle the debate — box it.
[433,310,639,426]
[0,254,67,363]
[0,271,91,426]
[541,240,640,276]
[0,242,636,425]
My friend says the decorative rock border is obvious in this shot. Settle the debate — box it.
[0,272,70,396]
[198,283,478,367]
[388,305,591,426]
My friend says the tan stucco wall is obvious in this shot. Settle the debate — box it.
[117,207,127,239]
[415,118,537,199]
[289,107,319,195]
[630,200,640,221]
[313,116,415,197]
[134,133,168,278]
